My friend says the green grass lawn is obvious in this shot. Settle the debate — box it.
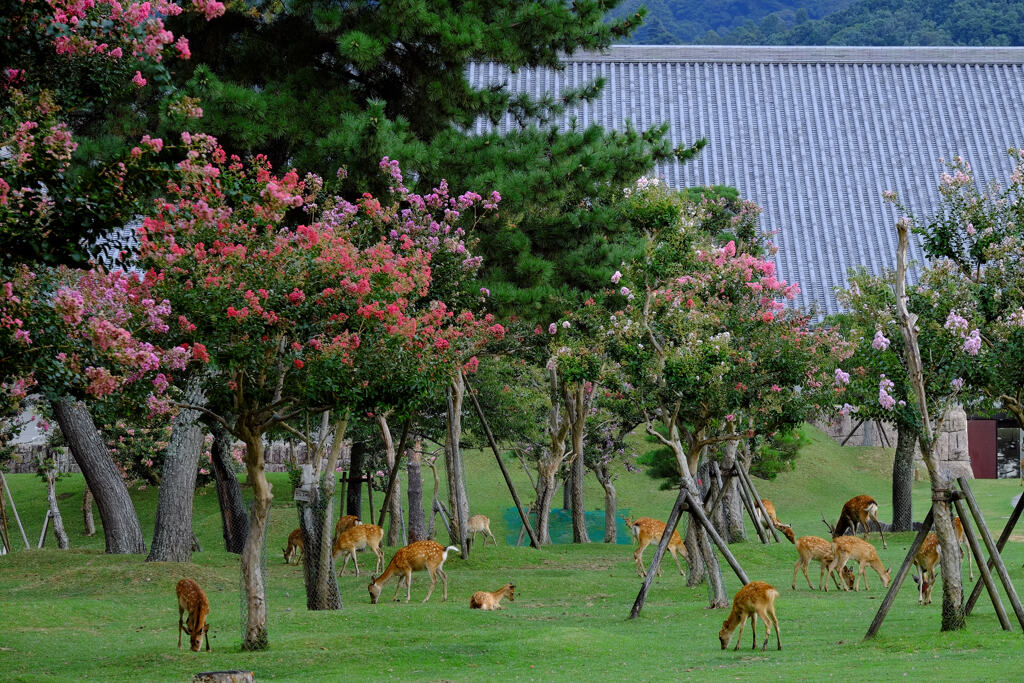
[2,424,1023,681]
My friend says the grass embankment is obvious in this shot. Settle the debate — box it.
[1,424,1023,681]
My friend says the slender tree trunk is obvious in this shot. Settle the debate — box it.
[426,458,441,540]
[377,415,405,546]
[720,442,746,542]
[209,422,248,554]
[407,437,427,542]
[147,382,205,563]
[298,414,347,611]
[562,472,571,511]
[43,451,69,550]
[891,424,915,531]
[569,453,589,543]
[82,487,96,536]
[347,442,365,519]
[535,465,558,545]
[237,425,272,650]
[700,458,727,538]
[51,397,145,554]
[445,371,470,551]
[593,466,617,543]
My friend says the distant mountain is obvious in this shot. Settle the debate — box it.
[612,0,1024,46]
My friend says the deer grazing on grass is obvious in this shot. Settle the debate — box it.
[912,532,941,605]
[333,514,361,542]
[831,495,887,549]
[828,536,890,591]
[176,579,210,652]
[755,500,795,543]
[624,516,687,578]
[469,583,515,610]
[368,540,459,604]
[953,517,973,580]
[332,524,385,576]
[283,528,303,565]
[467,514,497,547]
[792,535,856,591]
[718,581,782,651]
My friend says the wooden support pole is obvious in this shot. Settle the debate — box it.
[738,466,780,543]
[0,471,29,549]
[957,477,1024,631]
[37,510,52,549]
[865,506,934,640]
[630,486,688,619]
[464,376,540,549]
[966,487,1024,615]
[684,489,749,585]
[733,465,769,544]
[706,469,734,517]
[433,499,453,540]
[377,420,412,528]
[951,496,1011,631]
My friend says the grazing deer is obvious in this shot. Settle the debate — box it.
[176,579,210,652]
[333,514,361,543]
[792,535,856,591]
[953,517,973,580]
[283,528,303,565]
[467,514,497,547]
[469,583,515,610]
[718,581,782,652]
[624,516,687,578]
[332,524,385,576]
[754,499,795,543]
[831,495,887,549]
[368,540,460,604]
[828,536,890,591]
[912,532,941,605]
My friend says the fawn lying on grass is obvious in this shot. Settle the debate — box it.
[470,583,515,610]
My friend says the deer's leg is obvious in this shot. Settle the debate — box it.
[352,550,361,577]
[875,515,887,549]
[422,567,437,603]
[204,626,210,651]
[669,547,685,576]
[438,567,449,602]
[734,615,747,651]
[634,542,647,577]
[374,546,384,574]
[178,607,184,648]
[769,605,781,650]
[757,608,771,651]
[487,529,496,546]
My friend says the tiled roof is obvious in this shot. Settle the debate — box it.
[467,46,1024,317]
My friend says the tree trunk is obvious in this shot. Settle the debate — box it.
[426,458,441,540]
[51,397,145,554]
[377,415,405,547]
[683,516,706,586]
[407,437,427,543]
[299,414,347,611]
[82,487,96,536]
[347,442,365,519]
[891,424,916,531]
[237,425,272,650]
[147,383,206,563]
[209,422,248,554]
[594,466,617,543]
[534,465,558,545]
[695,518,729,608]
[562,472,571,511]
[720,442,747,543]
[700,458,727,538]
[569,452,589,543]
[445,371,470,553]
[44,452,69,550]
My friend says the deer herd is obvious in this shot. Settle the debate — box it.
[175,493,968,654]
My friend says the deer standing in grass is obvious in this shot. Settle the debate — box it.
[832,495,887,549]
[912,532,941,605]
[953,517,973,580]
[828,536,890,591]
[718,581,782,651]
[792,535,856,591]
[624,516,687,578]
[333,514,361,542]
[469,583,515,610]
[332,524,384,576]
[176,579,210,652]
[467,514,497,547]
[755,500,795,543]
[368,540,459,603]
[283,528,303,565]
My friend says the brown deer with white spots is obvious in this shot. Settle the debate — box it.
[333,514,361,542]
[368,540,460,603]
[911,532,941,605]
[828,536,890,591]
[792,535,855,591]
[467,514,497,546]
[176,579,210,652]
[718,581,782,651]
[832,495,887,549]
[469,583,515,610]
[283,528,303,565]
[624,516,687,578]
[332,524,384,576]
[755,499,795,543]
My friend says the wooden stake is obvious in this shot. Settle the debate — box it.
[732,465,768,543]
[965,487,1024,615]
[957,477,1024,631]
[738,465,780,542]
[951,495,1011,630]
[0,471,29,549]
[377,419,411,528]
[38,510,52,548]
[865,506,934,639]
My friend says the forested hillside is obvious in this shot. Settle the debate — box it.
[612,0,1024,45]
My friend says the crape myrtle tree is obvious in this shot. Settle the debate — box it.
[137,139,501,645]
[0,266,191,553]
[604,182,846,606]
[881,153,1024,631]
